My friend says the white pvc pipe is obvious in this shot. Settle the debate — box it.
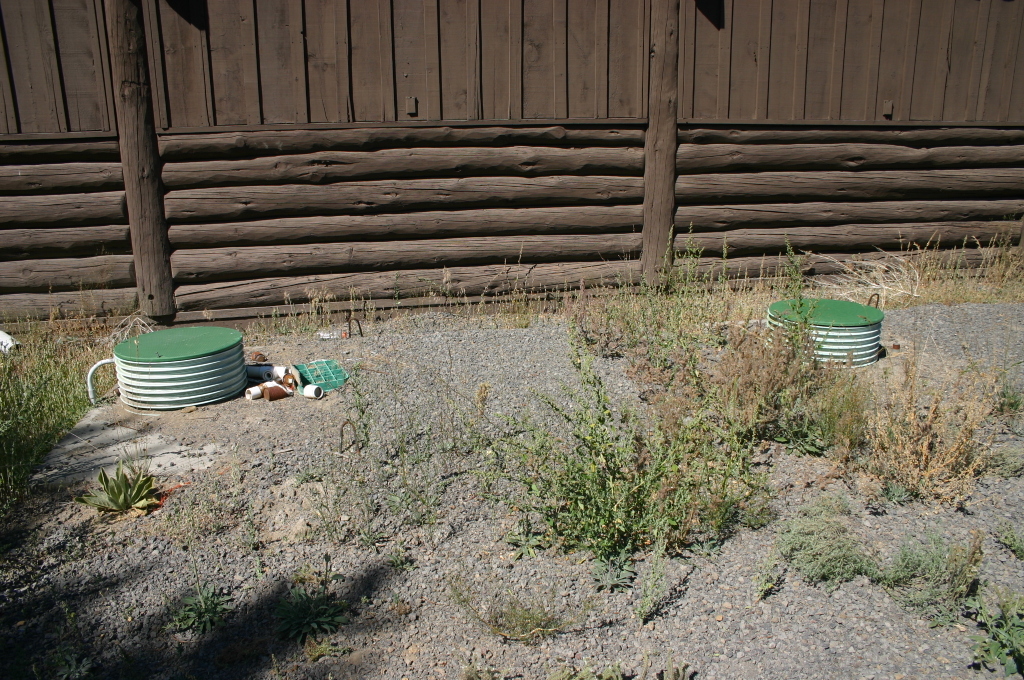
[87,358,116,404]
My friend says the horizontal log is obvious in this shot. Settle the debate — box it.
[0,162,124,195]
[0,140,120,164]
[0,287,137,319]
[164,176,645,223]
[676,143,1024,174]
[174,260,641,311]
[675,199,1024,232]
[677,222,1019,257]
[678,128,1024,147]
[696,248,990,280]
[0,255,135,293]
[0,192,127,228]
[0,225,131,260]
[170,234,641,283]
[675,169,1024,205]
[167,205,643,248]
[159,127,645,161]
[162,146,643,190]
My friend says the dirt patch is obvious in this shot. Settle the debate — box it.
[2,306,1023,680]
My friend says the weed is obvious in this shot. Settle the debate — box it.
[169,582,232,634]
[303,638,351,662]
[776,495,878,591]
[997,381,1024,416]
[997,522,1024,560]
[968,587,1024,677]
[880,531,983,623]
[866,352,997,500]
[505,519,548,560]
[634,540,670,623]
[461,662,503,680]
[74,460,158,513]
[274,554,349,642]
[548,664,625,680]
[449,575,580,643]
[755,554,785,601]
[386,549,416,571]
[49,647,94,680]
[881,481,915,505]
[592,549,637,593]
[0,317,116,515]
[507,346,767,560]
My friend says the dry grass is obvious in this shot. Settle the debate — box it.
[864,351,998,501]
[0,317,119,515]
[814,238,1024,310]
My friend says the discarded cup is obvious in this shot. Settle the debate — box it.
[244,385,264,400]
[250,351,267,362]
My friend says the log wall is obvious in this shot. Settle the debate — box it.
[161,126,646,311]
[1,124,1022,320]
[0,139,136,318]
[672,128,1024,264]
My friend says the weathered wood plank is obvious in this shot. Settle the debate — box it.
[159,126,645,160]
[676,143,1024,174]
[677,127,1024,146]
[3,0,66,133]
[305,0,352,123]
[167,205,643,248]
[165,176,645,223]
[480,0,513,119]
[729,0,762,120]
[171,233,641,283]
[162,146,643,189]
[207,0,261,125]
[676,221,1019,256]
[675,168,1024,204]
[0,224,130,260]
[0,16,17,133]
[440,0,473,119]
[674,198,1024,232]
[156,0,213,128]
[0,162,123,194]
[174,260,638,310]
[349,0,388,121]
[523,0,555,118]
[51,0,110,131]
[393,0,428,122]
[0,190,126,227]
[0,288,138,319]
[0,254,134,293]
[607,0,646,118]
[942,0,985,121]
[567,0,598,118]
[803,0,836,120]
[255,0,307,124]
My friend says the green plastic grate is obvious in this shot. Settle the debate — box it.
[294,359,350,392]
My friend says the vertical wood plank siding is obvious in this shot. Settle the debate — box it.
[1,1,1023,134]
[676,0,1024,124]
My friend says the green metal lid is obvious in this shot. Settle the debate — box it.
[768,298,884,327]
[114,326,243,362]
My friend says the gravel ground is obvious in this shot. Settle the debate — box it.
[2,303,1023,680]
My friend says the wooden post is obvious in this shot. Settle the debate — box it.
[104,0,175,317]
[641,0,680,284]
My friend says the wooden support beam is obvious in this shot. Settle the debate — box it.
[104,0,175,317]
[641,0,680,283]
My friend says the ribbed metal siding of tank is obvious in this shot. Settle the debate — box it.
[767,299,883,368]
[112,327,247,410]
